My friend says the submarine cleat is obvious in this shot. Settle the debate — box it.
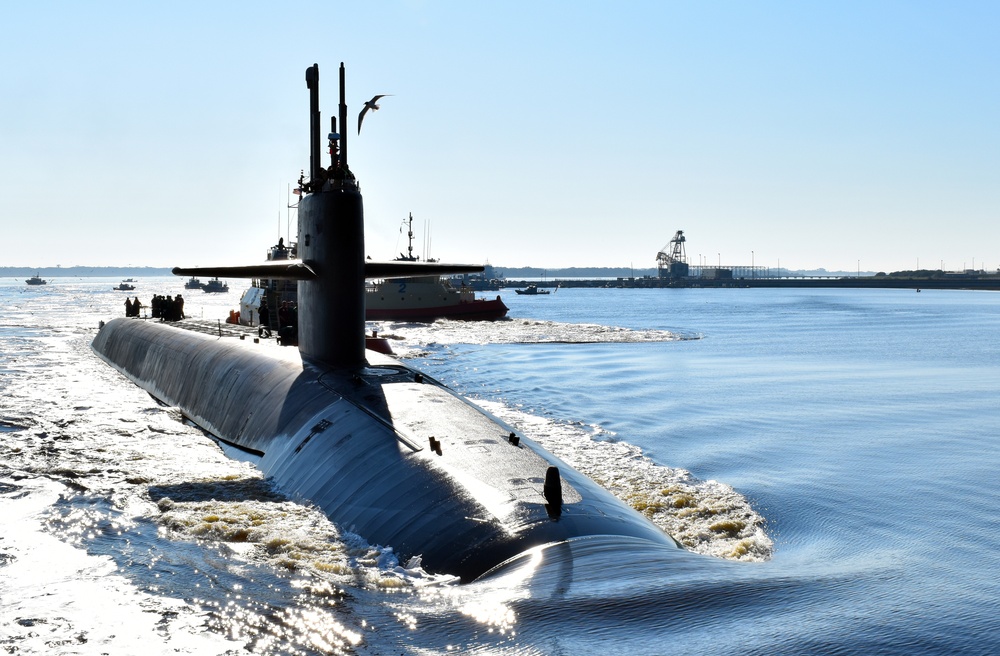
[92,62,680,581]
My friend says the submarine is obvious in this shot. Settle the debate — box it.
[92,63,680,581]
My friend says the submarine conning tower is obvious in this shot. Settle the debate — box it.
[292,64,479,366]
[171,62,483,366]
[297,189,365,366]
[298,63,367,368]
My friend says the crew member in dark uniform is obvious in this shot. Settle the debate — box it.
[258,297,271,337]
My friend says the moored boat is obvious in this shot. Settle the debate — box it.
[451,262,505,291]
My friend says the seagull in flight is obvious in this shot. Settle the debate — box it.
[358,94,391,134]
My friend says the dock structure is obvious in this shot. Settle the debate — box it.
[656,231,690,280]
[503,226,1000,291]
[502,275,1000,291]
[597,229,1000,290]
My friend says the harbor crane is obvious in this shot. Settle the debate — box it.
[656,230,689,279]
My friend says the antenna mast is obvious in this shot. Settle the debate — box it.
[330,116,338,168]
[339,63,348,168]
[407,213,415,260]
[306,64,321,184]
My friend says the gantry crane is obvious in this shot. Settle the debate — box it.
[656,230,690,279]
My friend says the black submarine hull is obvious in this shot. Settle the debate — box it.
[93,318,678,580]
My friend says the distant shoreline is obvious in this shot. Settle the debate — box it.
[506,275,1000,291]
[3,267,174,278]
[7,266,998,291]
[4,265,880,279]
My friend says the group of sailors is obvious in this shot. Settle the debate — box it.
[123,288,298,342]
[125,294,186,321]
[258,297,298,345]
[123,297,143,317]
[151,294,185,321]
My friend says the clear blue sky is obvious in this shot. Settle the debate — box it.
[3,1,998,272]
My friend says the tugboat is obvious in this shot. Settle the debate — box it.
[25,273,47,285]
[184,276,204,290]
[238,220,506,325]
[365,213,508,321]
[202,277,229,293]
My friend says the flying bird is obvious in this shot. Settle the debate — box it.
[358,94,391,134]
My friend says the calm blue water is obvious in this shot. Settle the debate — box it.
[2,279,999,654]
[410,287,1000,654]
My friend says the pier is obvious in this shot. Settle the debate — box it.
[515,229,996,291]
[504,274,1000,291]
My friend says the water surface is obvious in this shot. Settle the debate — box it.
[2,279,998,654]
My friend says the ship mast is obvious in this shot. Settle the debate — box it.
[407,213,415,261]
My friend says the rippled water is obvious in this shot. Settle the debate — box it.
[3,278,999,654]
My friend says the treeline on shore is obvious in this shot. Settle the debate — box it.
[4,266,174,278]
[7,265,997,280]
[7,265,663,279]
[877,268,1000,278]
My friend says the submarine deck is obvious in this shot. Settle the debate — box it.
[138,317,581,508]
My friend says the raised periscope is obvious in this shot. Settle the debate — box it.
[92,62,680,581]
